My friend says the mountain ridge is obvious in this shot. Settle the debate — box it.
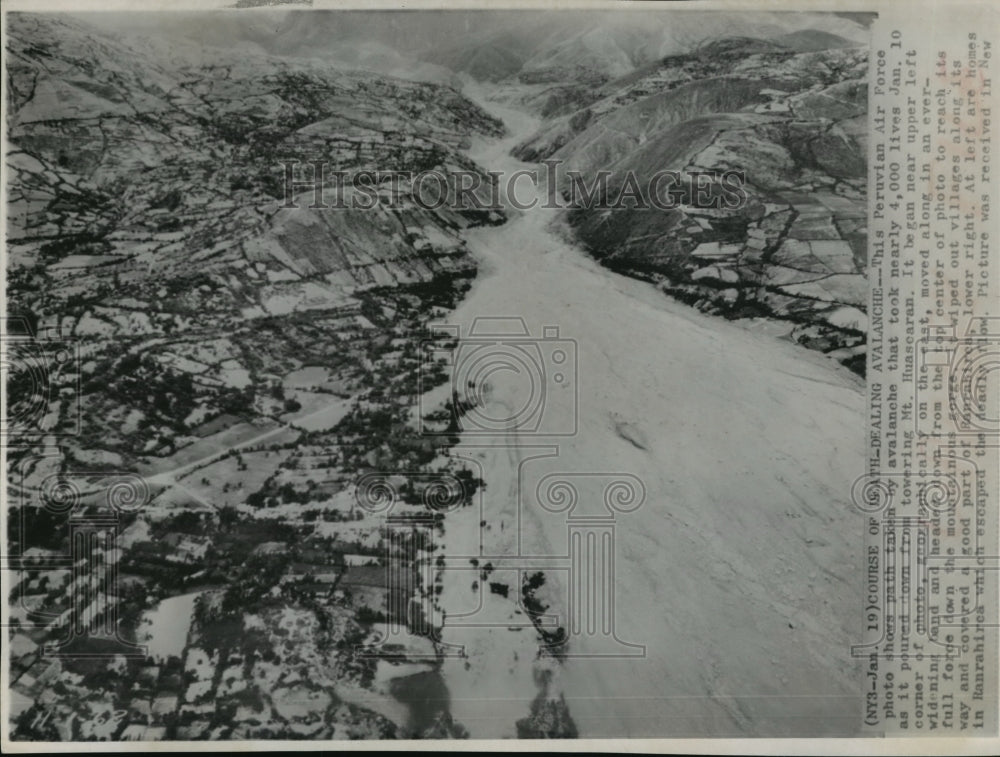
[511,35,869,373]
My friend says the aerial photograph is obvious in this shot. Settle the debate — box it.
[4,5,872,742]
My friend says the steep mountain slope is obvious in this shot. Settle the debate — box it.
[513,37,869,373]
[5,12,504,459]
[433,11,869,86]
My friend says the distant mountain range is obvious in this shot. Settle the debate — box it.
[88,9,871,86]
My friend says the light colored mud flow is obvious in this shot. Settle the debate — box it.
[431,85,866,738]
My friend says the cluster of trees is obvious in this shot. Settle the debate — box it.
[218,552,292,615]
[245,477,324,508]
[334,403,442,473]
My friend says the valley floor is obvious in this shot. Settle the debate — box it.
[430,85,867,737]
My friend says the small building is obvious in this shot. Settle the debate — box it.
[163,533,210,563]
[252,541,287,556]
[151,695,178,723]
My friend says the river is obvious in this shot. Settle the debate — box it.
[427,85,867,738]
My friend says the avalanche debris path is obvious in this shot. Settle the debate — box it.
[429,83,866,738]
